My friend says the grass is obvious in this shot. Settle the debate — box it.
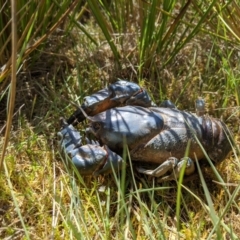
[0,0,240,239]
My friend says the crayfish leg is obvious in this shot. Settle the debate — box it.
[158,157,195,182]
[136,157,195,182]
[136,157,178,177]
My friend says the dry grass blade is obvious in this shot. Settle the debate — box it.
[161,0,191,44]
[0,0,17,170]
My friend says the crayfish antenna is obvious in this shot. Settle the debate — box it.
[77,105,96,122]
[68,99,96,122]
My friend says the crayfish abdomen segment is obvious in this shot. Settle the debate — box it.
[201,116,232,163]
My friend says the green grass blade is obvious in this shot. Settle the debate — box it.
[86,0,120,62]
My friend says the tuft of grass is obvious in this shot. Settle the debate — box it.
[0,0,82,83]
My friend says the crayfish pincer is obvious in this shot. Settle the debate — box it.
[58,80,233,181]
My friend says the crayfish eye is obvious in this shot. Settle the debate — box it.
[92,122,102,131]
